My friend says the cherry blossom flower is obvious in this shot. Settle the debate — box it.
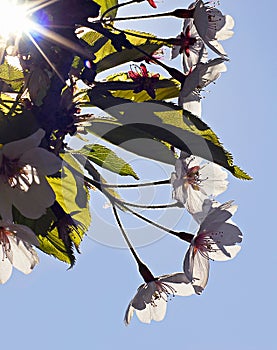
[0,129,62,220]
[128,63,160,99]
[193,0,234,56]
[183,200,242,294]
[0,221,39,284]
[171,154,228,214]
[178,57,227,106]
[171,19,207,74]
[124,272,194,324]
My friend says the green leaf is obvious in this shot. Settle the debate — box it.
[74,143,139,179]
[0,60,24,92]
[86,92,251,180]
[94,0,118,19]
[81,29,164,73]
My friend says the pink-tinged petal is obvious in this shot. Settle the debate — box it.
[9,238,39,274]
[20,148,62,175]
[0,254,13,284]
[2,129,45,160]
[10,177,55,219]
[128,71,140,80]
[140,64,148,77]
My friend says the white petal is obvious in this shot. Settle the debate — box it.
[131,283,156,310]
[135,296,167,324]
[20,148,62,175]
[171,35,181,59]
[2,129,45,160]
[9,237,39,274]
[135,303,152,324]
[185,184,208,214]
[199,162,228,196]
[179,91,202,118]
[191,250,210,294]
[208,245,241,261]
[149,296,167,322]
[161,272,195,296]
[124,303,134,325]
[216,15,235,40]
[183,245,194,281]
[0,254,13,284]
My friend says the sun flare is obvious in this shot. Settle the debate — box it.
[0,0,31,40]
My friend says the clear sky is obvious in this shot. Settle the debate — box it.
[1,1,276,350]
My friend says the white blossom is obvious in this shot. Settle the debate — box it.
[0,221,39,284]
[171,154,228,214]
[0,129,62,220]
[124,273,194,325]
[172,18,208,74]
[179,57,227,103]
[183,200,242,294]
[193,0,234,56]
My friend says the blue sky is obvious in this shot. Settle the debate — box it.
[1,1,276,349]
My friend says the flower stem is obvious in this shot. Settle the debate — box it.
[118,200,181,209]
[102,8,194,22]
[100,0,140,20]
[98,178,170,188]
[112,205,155,282]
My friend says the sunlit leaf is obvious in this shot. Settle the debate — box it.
[86,92,251,179]
[73,143,139,179]
[81,29,164,72]
[0,60,24,92]
[94,0,118,19]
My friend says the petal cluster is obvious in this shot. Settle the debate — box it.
[128,63,160,99]
[0,222,39,284]
[171,154,228,214]
[0,129,62,220]
[183,200,242,294]
[125,273,194,324]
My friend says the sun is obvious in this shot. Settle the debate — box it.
[0,0,32,40]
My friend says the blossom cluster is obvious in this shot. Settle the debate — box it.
[0,0,247,327]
